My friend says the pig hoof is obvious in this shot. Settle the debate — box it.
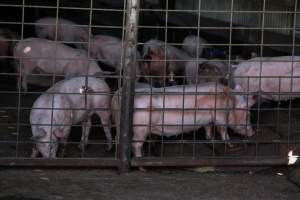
[227,143,234,148]
[106,143,113,151]
[139,167,147,172]
[78,142,89,151]
[57,149,66,157]
[78,143,85,151]
[30,148,39,158]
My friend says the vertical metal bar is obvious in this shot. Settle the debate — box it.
[118,0,140,174]
[287,0,298,153]
[15,0,26,157]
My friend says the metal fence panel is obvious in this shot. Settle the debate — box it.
[0,0,299,171]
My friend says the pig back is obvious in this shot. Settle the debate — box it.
[30,93,72,136]
[89,35,122,68]
[234,56,300,101]
[15,38,85,74]
[47,77,111,122]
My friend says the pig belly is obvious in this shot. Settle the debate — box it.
[151,111,209,137]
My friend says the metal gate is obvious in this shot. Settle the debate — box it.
[0,0,299,173]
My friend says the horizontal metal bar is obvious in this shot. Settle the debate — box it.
[0,4,298,14]
[0,158,120,167]
[139,9,300,14]
[0,21,124,29]
[0,21,298,31]
[131,157,298,167]
[0,4,125,12]
[0,139,298,145]
[0,140,116,145]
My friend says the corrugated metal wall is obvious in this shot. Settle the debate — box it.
[175,0,296,35]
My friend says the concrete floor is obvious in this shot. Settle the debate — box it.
[0,168,299,200]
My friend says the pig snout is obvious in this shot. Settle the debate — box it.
[37,142,57,158]
[143,54,152,64]
[235,124,255,137]
[142,54,152,75]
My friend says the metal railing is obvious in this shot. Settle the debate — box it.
[0,0,299,173]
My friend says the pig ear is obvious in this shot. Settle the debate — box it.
[30,128,47,141]
[30,135,41,141]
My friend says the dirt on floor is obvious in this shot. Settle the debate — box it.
[0,167,300,200]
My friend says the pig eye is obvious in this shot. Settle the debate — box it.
[143,55,152,64]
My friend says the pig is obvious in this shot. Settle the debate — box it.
[182,35,210,58]
[141,39,190,87]
[30,76,112,158]
[14,38,108,92]
[185,59,234,87]
[0,28,18,72]
[233,56,300,103]
[35,17,91,49]
[112,82,255,159]
[87,34,141,76]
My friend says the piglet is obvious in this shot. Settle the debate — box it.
[233,56,300,103]
[141,39,190,87]
[30,76,112,158]
[35,17,91,49]
[14,38,109,91]
[112,82,254,159]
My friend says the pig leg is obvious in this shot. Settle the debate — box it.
[204,126,213,140]
[215,114,234,148]
[30,147,40,158]
[132,126,148,172]
[58,138,68,157]
[219,126,234,148]
[21,74,28,92]
[96,110,112,150]
[132,127,148,158]
[219,126,230,141]
[79,118,92,150]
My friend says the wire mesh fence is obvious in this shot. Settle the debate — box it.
[0,0,299,172]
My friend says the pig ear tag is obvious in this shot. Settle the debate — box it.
[169,72,175,82]
[79,86,93,94]
[23,46,31,54]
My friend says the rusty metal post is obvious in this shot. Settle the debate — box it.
[118,0,140,173]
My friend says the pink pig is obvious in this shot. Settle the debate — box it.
[30,77,112,158]
[141,39,190,87]
[35,17,91,49]
[234,56,300,104]
[112,82,254,159]
[87,34,141,75]
[182,35,210,58]
[14,38,107,91]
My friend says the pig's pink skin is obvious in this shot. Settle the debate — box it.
[112,82,254,158]
[141,39,190,86]
[182,35,210,58]
[87,34,141,75]
[30,77,112,158]
[14,38,103,91]
[35,17,91,49]
[234,56,300,103]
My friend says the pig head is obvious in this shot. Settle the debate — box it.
[30,95,73,158]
